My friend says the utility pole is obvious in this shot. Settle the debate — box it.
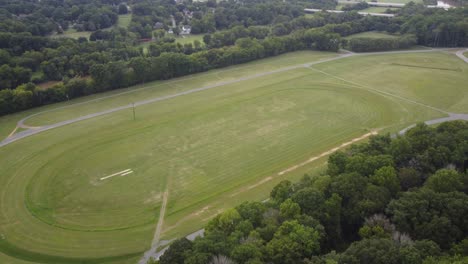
[132,103,136,121]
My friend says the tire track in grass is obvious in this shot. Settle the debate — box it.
[229,130,378,198]
[152,190,169,248]
[139,189,169,264]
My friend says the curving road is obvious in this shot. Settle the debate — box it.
[456,48,468,63]
[1,48,466,149]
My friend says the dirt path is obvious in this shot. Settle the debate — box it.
[228,130,378,198]
[278,131,378,175]
[399,113,468,135]
[139,189,169,264]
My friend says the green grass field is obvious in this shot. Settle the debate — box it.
[117,14,132,28]
[53,28,92,39]
[139,34,205,54]
[360,7,398,13]
[0,50,467,264]
[344,31,400,39]
[336,3,398,12]
[51,14,131,40]
[365,0,422,3]
[174,34,204,45]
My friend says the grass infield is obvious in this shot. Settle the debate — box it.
[0,50,467,263]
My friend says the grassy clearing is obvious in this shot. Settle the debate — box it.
[51,14,130,40]
[360,7,398,13]
[117,14,132,28]
[365,0,422,3]
[0,51,466,263]
[174,34,204,45]
[36,81,62,90]
[336,3,346,10]
[55,28,92,39]
[344,31,400,40]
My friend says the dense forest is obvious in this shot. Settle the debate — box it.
[0,0,467,116]
[156,121,468,264]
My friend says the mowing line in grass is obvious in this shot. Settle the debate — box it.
[229,130,379,198]
[306,66,449,114]
[390,63,461,71]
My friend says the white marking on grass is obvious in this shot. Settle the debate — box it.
[100,169,132,181]
[120,171,133,176]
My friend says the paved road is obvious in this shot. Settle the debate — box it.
[139,229,205,264]
[338,1,405,7]
[456,48,468,63]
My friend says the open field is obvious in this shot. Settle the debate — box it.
[174,34,204,45]
[0,50,467,264]
[365,0,422,3]
[344,31,400,39]
[360,7,398,13]
[53,28,92,39]
[138,34,205,54]
[336,3,398,12]
[51,14,131,40]
[118,14,132,28]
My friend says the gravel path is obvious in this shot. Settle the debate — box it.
[139,190,170,264]
[455,48,468,63]
[399,112,468,135]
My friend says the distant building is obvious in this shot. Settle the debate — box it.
[154,22,164,29]
[181,25,191,35]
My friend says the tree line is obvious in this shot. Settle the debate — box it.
[344,35,417,52]
[0,3,467,116]
[0,27,340,115]
[0,0,124,36]
[156,121,468,264]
